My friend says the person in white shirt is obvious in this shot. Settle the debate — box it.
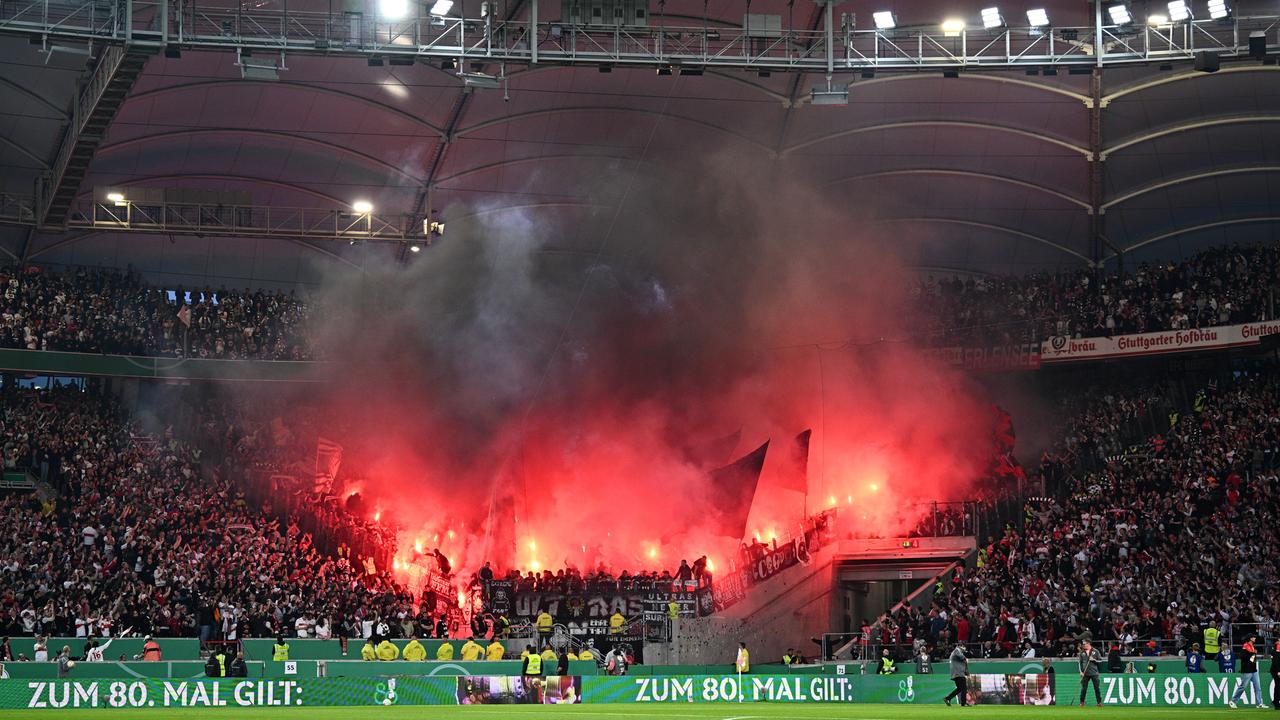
[85,638,115,662]
[314,618,332,640]
[294,615,312,639]
[81,525,98,547]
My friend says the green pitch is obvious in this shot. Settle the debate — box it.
[0,705,1267,720]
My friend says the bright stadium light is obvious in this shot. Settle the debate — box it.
[872,11,896,30]
[430,0,454,16]
[105,192,126,203]
[378,0,409,20]
[1167,0,1191,21]
[1207,0,1229,19]
[941,18,966,36]
[352,200,373,213]
[1108,3,1133,24]
[981,7,1003,28]
[1147,13,1169,25]
[1026,8,1049,27]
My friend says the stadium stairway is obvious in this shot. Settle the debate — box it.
[668,535,975,666]
[666,540,840,666]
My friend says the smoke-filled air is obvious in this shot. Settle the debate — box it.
[234,152,1004,591]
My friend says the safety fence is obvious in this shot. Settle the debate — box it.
[3,673,1275,709]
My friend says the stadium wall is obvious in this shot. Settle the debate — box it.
[671,541,839,665]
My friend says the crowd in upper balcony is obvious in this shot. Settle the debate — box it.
[1,244,1277,362]
[914,243,1280,347]
[0,265,311,360]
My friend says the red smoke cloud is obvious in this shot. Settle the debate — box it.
[279,154,998,588]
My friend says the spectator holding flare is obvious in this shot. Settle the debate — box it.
[1078,640,1101,707]
[944,643,969,707]
[1228,635,1267,709]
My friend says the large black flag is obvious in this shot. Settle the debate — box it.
[707,440,769,538]
[775,429,811,495]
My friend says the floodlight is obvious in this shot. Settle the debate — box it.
[462,72,501,88]
[1108,3,1132,24]
[430,0,454,16]
[106,192,125,203]
[811,87,849,105]
[872,11,896,30]
[1147,13,1168,25]
[352,200,374,213]
[1167,1,1191,21]
[1207,0,1228,19]
[941,18,966,36]
[981,7,1003,29]
[410,244,421,253]
[379,0,409,20]
[1026,8,1049,27]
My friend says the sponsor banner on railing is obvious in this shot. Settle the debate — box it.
[583,673,1279,707]
[7,678,455,710]
[1041,321,1280,363]
[924,343,1042,372]
[3,673,1273,709]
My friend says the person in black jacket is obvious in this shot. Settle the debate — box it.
[556,648,570,676]
[227,650,248,678]
[204,649,227,678]
[1270,638,1280,710]
[1228,636,1265,709]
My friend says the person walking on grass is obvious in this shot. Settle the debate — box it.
[1227,635,1267,709]
[944,643,969,707]
[1079,640,1102,707]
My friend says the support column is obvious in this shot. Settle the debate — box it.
[1088,68,1104,268]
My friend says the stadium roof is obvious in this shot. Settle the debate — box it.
[1,0,1279,286]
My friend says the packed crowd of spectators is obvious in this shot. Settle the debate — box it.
[0,265,311,359]
[915,243,1280,346]
[873,367,1280,663]
[0,384,415,644]
[2,243,1275,363]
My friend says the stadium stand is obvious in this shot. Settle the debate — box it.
[0,265,311,359]
[917,244,1280,346]
[0,384,410,642]
[874,365,1280,661]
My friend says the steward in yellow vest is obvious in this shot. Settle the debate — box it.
[1204,626,1221,657]
[485,641,505,661]
[460,639,483,661]
[436,642,455,660]
[522,649,543,676]
[375,639,400,661]
[272,638,290,661]
[361,640,376,661]
[402,637,427,661]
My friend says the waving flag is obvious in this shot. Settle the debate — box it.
[707,440,769,538]
[315,437,344,493]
